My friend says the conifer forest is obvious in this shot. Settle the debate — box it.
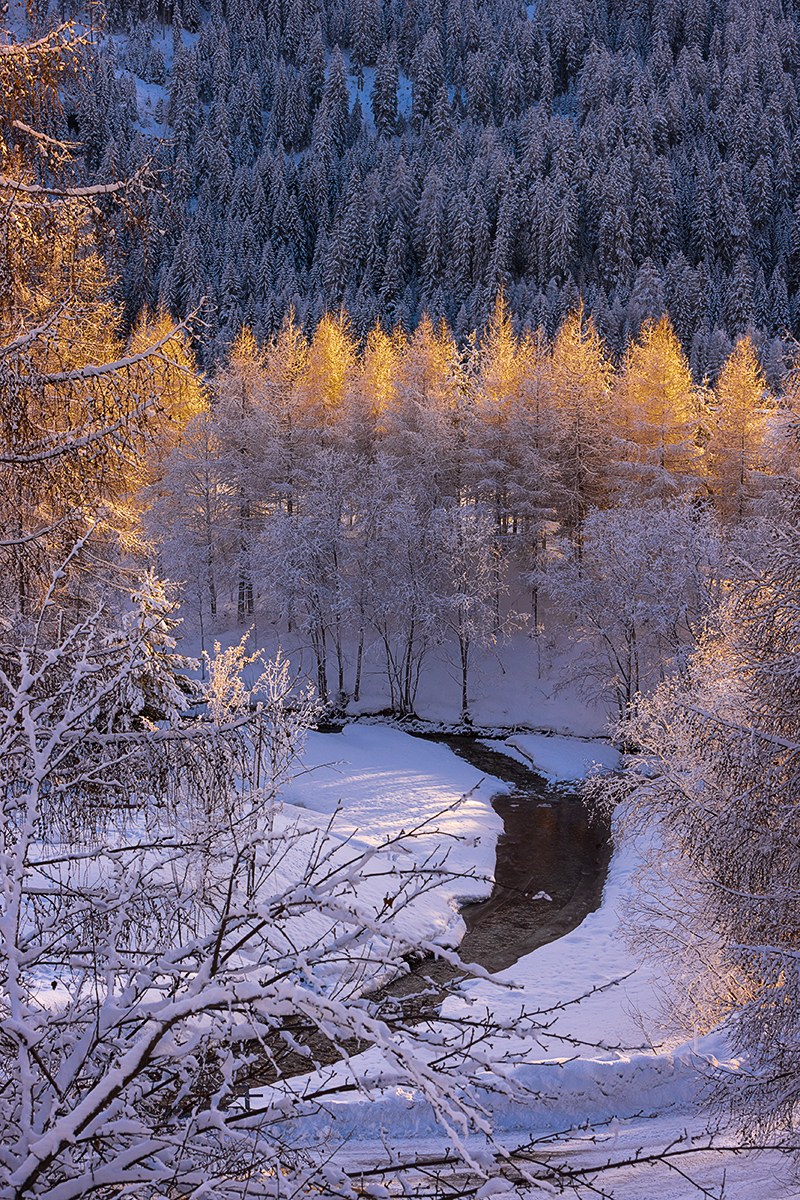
[8,0,800,1197]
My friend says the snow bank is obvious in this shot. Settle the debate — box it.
[278,725,506,950]
[493,733,622,783]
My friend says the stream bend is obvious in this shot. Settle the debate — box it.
[376,734,612,1008]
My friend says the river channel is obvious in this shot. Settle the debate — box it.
[245,730,612,1084]
[368,733,612,1014]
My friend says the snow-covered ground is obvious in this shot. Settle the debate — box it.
[265,725,800,1199]
[279,724,506,951]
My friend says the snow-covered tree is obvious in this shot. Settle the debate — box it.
[212,329,274,622]
[606,524,800,1127]
[708,335,772,520]
[0,22,203,617]
[612,315,703,499]
[541,500,722,717]
[0,579,556,1197]
[259,447,355,704]
[144,408,233,650]
[381,315,469,510]
[364,485,442,716]
[432,503,504,722]
[548,305,615,532]
[469,293,529,535]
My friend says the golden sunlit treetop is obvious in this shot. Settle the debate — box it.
[708,334,771,520]
[613,314,702,497]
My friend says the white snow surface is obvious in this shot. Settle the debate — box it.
[279,724,506,949]
[492,732,622,782]
[265,726,797,1198]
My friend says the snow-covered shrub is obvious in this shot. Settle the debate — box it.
[0,587,548,1198]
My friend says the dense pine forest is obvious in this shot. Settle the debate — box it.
[48,0,800,379]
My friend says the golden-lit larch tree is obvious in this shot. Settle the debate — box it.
[708,335,771,520]
[381,314,467,508]
[212,327,274,622]
[470,292,530,534]
[0,20,203,617]
[613,314,702,499]
[505,325,559,631]
[251,308,310,515]
[145,406,231,646]
[300,310,358,442]
[341,321,404,459]
[510,327,558,521]
[548,303,615,532]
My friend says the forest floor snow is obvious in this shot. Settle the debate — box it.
[265,726,800,1200]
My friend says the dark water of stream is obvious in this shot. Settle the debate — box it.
[367,733,612,1014]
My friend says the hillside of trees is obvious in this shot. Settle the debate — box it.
[43,0,800,377]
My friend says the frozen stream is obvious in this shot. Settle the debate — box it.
[250,727,612,1078]
[426,735,611,972]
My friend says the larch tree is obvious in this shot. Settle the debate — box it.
[467,293,532,632]
[346,453,400,703]
[365,483,441,716]
[259,447,355,704]
[144,408,232,656]
[708,335,771,520]
[612,315,703,499]
[548,304,615,534]
[432,503,503,722]
[340,320,403,460]
[0,21,203,619]
[506,327,560,631]
[299,309,357,446]
[381,314,468,509]
[256,309,310,516]
[470,292,529,535]
[212,328,272,623]
[541,500,722,719]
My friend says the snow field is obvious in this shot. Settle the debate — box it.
[280,724,506,953]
